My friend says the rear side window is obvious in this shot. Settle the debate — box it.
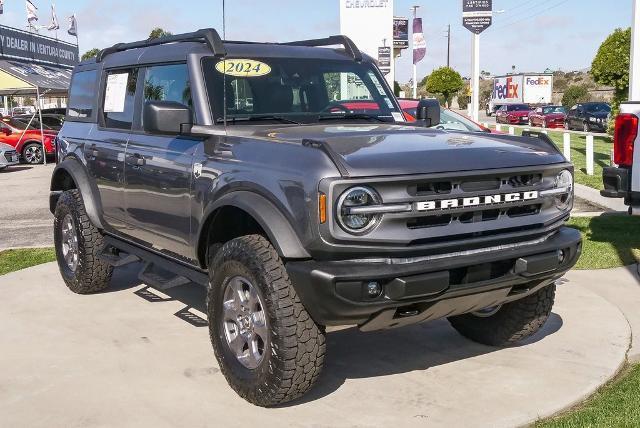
[67,70,97,119]
[103,68,138,130]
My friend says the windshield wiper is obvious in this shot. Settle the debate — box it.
[216,115,302,125]
[317,113,389,123]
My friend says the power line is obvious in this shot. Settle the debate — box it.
[497,0,558,26]
[495,0,571,30]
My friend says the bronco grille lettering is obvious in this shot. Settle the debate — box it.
[415,191,539,212]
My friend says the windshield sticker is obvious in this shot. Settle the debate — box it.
[215,59,271,77]
[391,112,405,122]
[103,72,129,113]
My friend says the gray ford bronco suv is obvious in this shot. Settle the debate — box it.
[50,29,581,406]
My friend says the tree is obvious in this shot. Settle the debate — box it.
[561,85,590,108]
[425,67,464,107]
[149,28,172,40]
[81,48,100,61]
[591,27,631,134]
[393,81,401,97]
[592,28,630,103]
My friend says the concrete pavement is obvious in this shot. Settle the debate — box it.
[0,164,54,250]
[0,262,630,428]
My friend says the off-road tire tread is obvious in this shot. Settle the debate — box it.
[54,189,112,294]
[448,283,556,346]
[208,235,325,407]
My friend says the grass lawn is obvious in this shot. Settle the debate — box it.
[0,248,56,276]
[567,216,640,269]
[489,125,612,190]
[536,363,640,427]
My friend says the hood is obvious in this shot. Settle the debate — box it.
[589,111,609,119]
[244,124,566,177]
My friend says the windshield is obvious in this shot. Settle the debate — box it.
[585,103,611,113]
[508,105,529,111]
[542,106,566,114]
[203,57,401,124]
[2,117,50,130]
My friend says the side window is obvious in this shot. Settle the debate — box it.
[143,64,192,107]
[103,68,138,130]
[68,70,97,119]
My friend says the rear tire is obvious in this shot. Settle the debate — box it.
[22,142,43,164]
[54,189,113,294]
[207,235,326,407]
[448,283,556,346]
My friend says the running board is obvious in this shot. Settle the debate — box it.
[100,236,209,288]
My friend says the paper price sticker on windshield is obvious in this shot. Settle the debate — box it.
[215,59,271,77]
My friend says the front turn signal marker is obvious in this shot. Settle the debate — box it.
[319,193,327,224]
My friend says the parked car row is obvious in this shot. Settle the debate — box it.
[492,102,611,132]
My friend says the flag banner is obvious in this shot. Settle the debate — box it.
[0,0,4,15]
[26,0,38,23]
[48,4,60,31]
[413,17,426,65]
[67,14,77,36]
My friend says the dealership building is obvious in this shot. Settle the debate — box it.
[0,25,78,114]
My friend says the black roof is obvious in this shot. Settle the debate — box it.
[77,29,370,71]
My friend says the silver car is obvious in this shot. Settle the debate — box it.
[0,142,19,170]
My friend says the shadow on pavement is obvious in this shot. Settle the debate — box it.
[105,263,564,405]
[1,166,33,173]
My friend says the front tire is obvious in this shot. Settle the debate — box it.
[448,283,556,346]
[207,235,326,407]
[54,189,113,294]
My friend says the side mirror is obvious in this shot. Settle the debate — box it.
[143,101,193,135]
[415,98,441,127]
[1,127,10,136]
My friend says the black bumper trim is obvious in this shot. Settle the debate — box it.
[601,166,631,199]
[286,227,582,329]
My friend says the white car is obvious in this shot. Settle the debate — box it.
[0,142,19,170]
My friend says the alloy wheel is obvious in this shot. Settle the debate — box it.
[221,276,268,369]
[61,214,79,272]
[24,145,43,164]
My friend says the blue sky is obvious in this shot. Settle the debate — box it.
[2,0,631,82]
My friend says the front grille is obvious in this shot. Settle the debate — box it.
[325,165,571,248]
[4,150,17,162]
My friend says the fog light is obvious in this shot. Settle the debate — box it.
[558,249,567,264]
[366,281,382,298]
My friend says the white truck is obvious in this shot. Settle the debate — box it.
[486,73,554,116]
[602,102,640,214]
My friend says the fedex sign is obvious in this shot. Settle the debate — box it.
[526,77,550,86]
[494,76,520,100]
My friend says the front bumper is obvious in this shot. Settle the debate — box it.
[287,227,581,330]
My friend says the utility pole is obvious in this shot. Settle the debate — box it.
[411,5,419,99]
[470,33,480,121]
[446,24,451,68]
[631,0,640,100]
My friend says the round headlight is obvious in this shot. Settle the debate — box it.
[336,186,381,235]
[554,170,573,210]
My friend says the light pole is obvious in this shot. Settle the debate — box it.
[631,0,640,100]
[411,5,419,99]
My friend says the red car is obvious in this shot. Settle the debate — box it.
[495,104,531,125]
[0,117,57,164]
[398,99,501,134]
[528,105,567,129]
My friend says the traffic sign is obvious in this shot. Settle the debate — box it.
[463,0,493,34]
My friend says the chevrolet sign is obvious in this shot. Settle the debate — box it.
[415,191,539,212]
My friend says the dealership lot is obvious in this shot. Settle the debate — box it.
[0,164,54,250]
[0,262,630,428]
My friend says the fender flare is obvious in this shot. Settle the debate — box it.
[50,158,105,230]
[203,191,310,259]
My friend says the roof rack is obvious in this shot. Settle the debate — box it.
[282,35,363,62]
[96,28,227,63]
